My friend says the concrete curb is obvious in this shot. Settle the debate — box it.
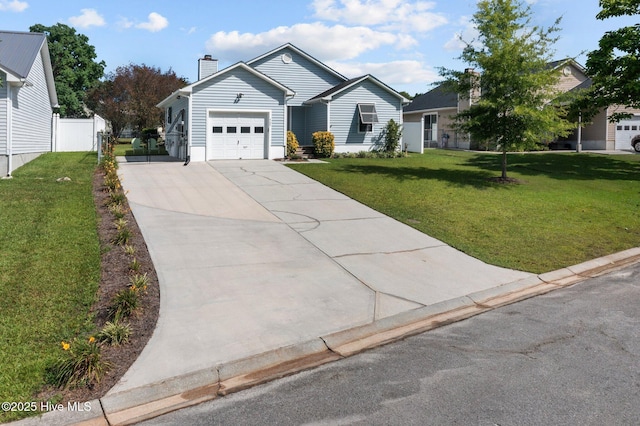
[9,248,640,426]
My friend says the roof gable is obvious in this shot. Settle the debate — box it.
[157,61,294,108]
[247,43,347,82]
[0,30,58,107]
[307,75,409,104]
[0,30,46,79]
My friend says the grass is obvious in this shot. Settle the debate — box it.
[0,153,100,421]
[288,150,640,273]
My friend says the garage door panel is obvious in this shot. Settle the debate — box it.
[208,112,268,160]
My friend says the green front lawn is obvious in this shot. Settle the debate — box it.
[0,153,100,421]
[288,151,640,273]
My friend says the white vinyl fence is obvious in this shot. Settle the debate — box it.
[52,114,107,152]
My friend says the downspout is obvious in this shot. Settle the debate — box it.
[399,99,406,153]
[51,112,58,153]
[6,85,13,178]
[184,95,192,166]
[326,100,330,132]
[576,112,582,153]
[283,92,295,157]
[283,93,288,159]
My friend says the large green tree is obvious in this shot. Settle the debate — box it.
[583,0,640,122]
[439,0,574,179]
[87,64,187,137]
[30,23,105,117]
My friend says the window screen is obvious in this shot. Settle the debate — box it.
[358,103,379,124]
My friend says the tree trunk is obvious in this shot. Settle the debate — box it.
[501,149,508,180]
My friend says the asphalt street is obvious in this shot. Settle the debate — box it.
[140,262,640,426]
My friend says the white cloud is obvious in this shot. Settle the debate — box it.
[68,9,105,29]
[311,0,447,33]
[328,59,440,87]
[135,12,168,32]
[116,17,134,30]
[0,0,28,12]
[205,22,410,63]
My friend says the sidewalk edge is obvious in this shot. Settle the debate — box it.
[7,248,640,426]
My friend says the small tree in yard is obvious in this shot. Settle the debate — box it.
[382,119,402,153]
[439,0,574,181]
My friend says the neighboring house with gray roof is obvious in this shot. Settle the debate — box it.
[403,85,460,151]
[403,60,640,152]
[158,43,409,161]
[0,30,58,176]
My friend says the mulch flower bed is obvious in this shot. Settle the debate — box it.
[37,167,160,404]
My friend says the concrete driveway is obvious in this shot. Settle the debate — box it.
[108,159,532,395]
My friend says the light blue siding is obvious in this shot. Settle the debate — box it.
[329,80,402,149]
[191,68,286,150]
[0,72,6,155]
[305,102,328,145]
[288,106,307,145]
[11,50,53,154]
[251,47,345,106]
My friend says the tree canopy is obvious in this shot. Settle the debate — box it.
[439,0,574,179]
[87,64,187,137]
[583,0,640,122]
[30,23,105,118]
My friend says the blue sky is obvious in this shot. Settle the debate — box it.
[0,0,636,95]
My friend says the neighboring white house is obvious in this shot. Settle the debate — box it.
[0,30,58,176]
[158,43,410,161]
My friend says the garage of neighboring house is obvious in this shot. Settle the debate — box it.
[207,111,269,159]
[614,116,640,151]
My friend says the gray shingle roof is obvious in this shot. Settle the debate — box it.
[0,30,46,78]
[306,74,409,104]
[307,76,365,101]
[403,84,458,112]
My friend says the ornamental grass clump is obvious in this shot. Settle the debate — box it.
[130,273,149,293]
[98,320,132,346]
[123,244,136,256]
[46,337,110,388]
[107,191,126,207]
[113,226,131,246]
[108,286,139,320]
[108,203,127,219]
[129,257,141,273]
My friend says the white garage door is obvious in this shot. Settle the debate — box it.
[614,116,640,150]
[208,112,268,159]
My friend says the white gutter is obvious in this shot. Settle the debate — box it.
[283,93,288,148]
